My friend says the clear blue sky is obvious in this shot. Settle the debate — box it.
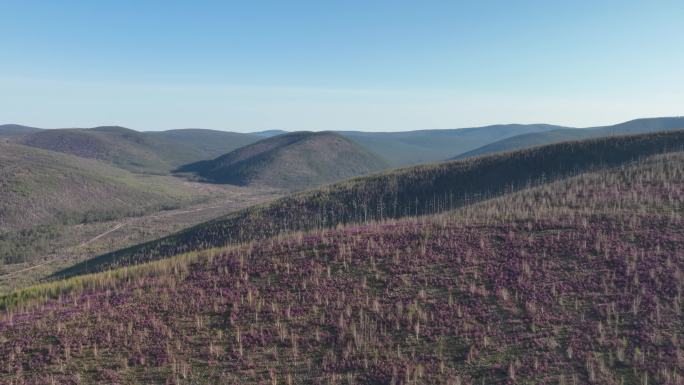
[1,0,682,132]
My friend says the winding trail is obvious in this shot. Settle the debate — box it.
[0,260,53,278]
[79,223,125,247]
[1,224,126,279]
[2,208,222,279]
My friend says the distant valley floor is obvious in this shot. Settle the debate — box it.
[0,181,281,293]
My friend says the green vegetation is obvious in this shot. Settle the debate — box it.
[146,128,261,160]
[2,149,683,384]
[339,123,564,166]
[0,186,281,294]
[0,225,60,264]
[0,142,207,265]
[8,117,682,173]
[4,119,684,384]
[57,130,684,277]
[177,131,389,189]
[455,116,684,160]
[14,125,260,174]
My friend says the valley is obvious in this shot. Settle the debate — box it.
[0,179,280,293]
[1,119,683,384]
[4,4,682,383]
[55,129,684,278]
[2,148,683,384]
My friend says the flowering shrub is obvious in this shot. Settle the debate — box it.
[1,151,684,384]
[58,130,684,277]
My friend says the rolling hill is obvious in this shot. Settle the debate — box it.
[0,121,586,171]
[145,129,261,159]
[15,126,202,174]
[3,148,683,384]
[6,117,683,173]
[338,123,566,166]
[0,142,206,264]
[12,126,261,174]
[57,130,684,277]
[0,124,42,139]
[177,131,389,190]
[454,116,684,160]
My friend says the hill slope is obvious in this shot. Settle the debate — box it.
[15,126,197,174]
[177,131,389,189]
[0,142,205,264]
[58,130,684,276]
[3,151,683,384]
[454,116,684,159]
[146,129,260,159]
[338,123,565,166]
[13,126,260,174]
[0,124,42,139]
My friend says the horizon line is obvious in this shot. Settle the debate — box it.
[2,115,683,134]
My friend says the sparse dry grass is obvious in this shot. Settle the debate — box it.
[1,151,683,384]
[59,130,684,278]
[0,184,281,293]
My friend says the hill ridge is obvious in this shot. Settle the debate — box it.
[12,126,260,174]
[55,129,684,277]
[454,116,684,160]
[177,131,389,189]
[4,148,684,384]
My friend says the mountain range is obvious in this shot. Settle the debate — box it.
[454,117,684,159]
[4,117,683,173]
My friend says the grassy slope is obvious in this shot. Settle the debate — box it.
[2,151,683,384]
[15,126,260,174]
[339,124,564,166]
[57,130,684,277]
[454,116,684,160]
[177,132,389,190]
[0,184,281,294]
[0,142,205,263]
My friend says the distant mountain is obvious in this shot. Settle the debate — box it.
[146,128,261,159]
[177,131,389,190]
[252,129,288,137]
[15,126,189,174]
[453,117,684,160]
[599,116,684,133]
[0,124,43,139]
[7,117,683,173]
[337,124,566,166]
[13,126,260,174]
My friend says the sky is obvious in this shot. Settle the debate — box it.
[1,0,682,132]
